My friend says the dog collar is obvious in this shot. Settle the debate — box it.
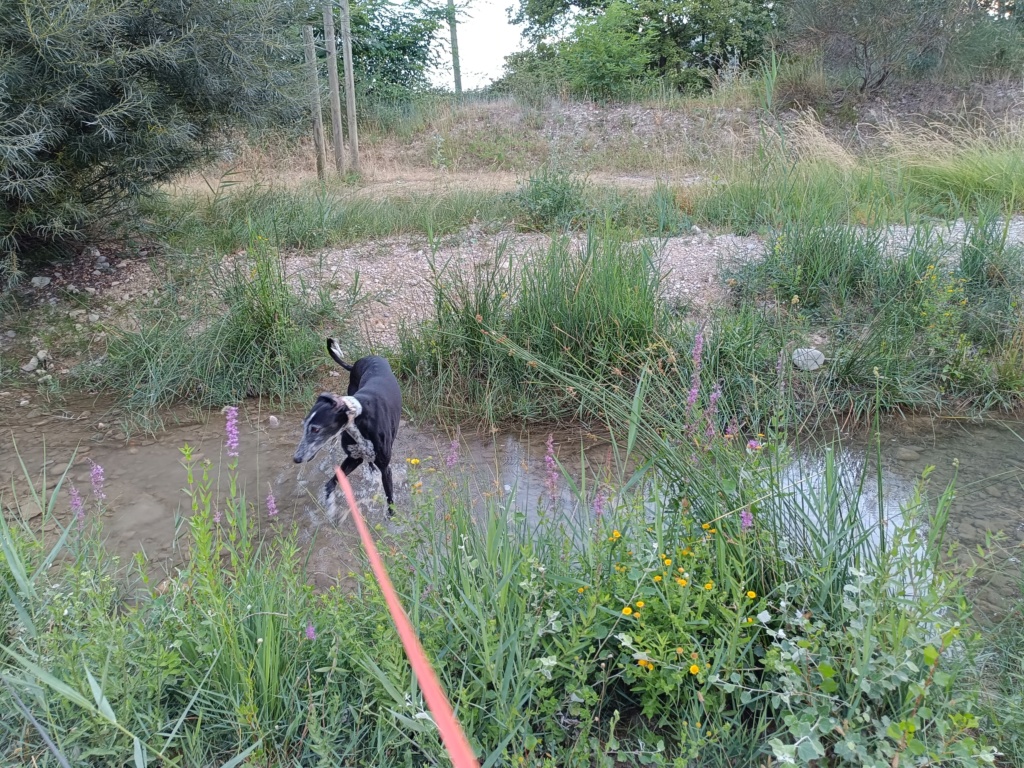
[340,396,362,418]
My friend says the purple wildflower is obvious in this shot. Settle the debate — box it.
[445,439,460,469]
[544,434,559,499]
[305,622,317,641]
[88,460,106,501]
[725,418,739,439]
[691,331,704,365]
[740,508,754,531]
[592,488,607,518]
[70,485,85,530]
[213,508,222,524]
[224,405,240,458]
[266,492,278,517]
[747,439,763,451]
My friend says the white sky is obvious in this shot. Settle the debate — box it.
[425,0,528,90]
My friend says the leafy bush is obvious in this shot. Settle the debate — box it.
[0,0,304,269]
[560,2,650,100]
[510,166,589,230]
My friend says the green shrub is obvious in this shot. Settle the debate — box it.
[0,0,305,271]
[560,2,650,100]
[509,166,589,231]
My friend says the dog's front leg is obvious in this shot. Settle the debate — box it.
[324,456,362,524]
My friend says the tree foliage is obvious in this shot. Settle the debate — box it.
[0,0,306,262]
[504,0,776,95]
[347,0,445,100]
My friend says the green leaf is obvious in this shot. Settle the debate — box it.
[818,662,836,678]
[923,645,939,666]
[84,666,117,724]
[220,741,262,768]
[133,737,147,768]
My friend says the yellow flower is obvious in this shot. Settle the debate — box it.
[676,647,684,655]
[577,587,585,593]
[701,523,710,530]
[709,528,717,534]
[653,575,662,583]
[636,601,645,608]
[637,658,653,669]
[676,578,688,587]
[677,567,685,573]
[746,590,757,599]
[622,606,633,615]
[407,458,421,466]
[746,617,754,624]
[611,530,622,540]
[704,581,714,591]
[663,558,672,566]
[689,664,700,675]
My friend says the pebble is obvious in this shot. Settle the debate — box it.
[792,347,825,372]
[268,415,280,428]
[894,447,921,461]
[21,356,39,372]
[88,313,100,322]
[30,276,51,288]
[5,330,15,338]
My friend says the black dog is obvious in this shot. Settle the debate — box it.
[293,339,402,520]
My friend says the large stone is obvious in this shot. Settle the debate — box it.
[20,356,39,372]
[29,276,51,288]
[792,347,825,372]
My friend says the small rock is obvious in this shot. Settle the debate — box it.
[4,330,14,338]
[19,399,30,406]
[894,447,921,462]
[21,356,39,372]
[30,276,51,288]
[36,349,48,361]
[69,309,86,318]
[86,246,100,259]
[691,225,702,234]
[92,269,101,276]
[268,415,280,428]
[84,287,96,295]
[792,347,825,372]
[329,371,341,377]
[87,313,100,322]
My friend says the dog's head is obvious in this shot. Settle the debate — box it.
[292,393,361,463]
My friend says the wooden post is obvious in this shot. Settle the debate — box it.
[447,0,462,96]
[338,0,360,174]
[322,1,346,175]
[302,25,328,181]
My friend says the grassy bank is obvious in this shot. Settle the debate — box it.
[2,388,1015,765]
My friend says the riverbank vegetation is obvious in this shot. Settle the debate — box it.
[3,0,1024,764]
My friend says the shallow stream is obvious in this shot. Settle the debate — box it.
[2,396,1021,609]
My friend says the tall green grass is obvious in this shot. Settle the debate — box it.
[397,228,669,424]
[80,231,368,433]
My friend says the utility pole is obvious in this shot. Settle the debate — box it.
[338,0,360,174]
[447,0,462,96]
[302,25,328,181]
[322,1,346,174]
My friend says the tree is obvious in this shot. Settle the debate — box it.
[783,0,967,93]
[0,0,306,265]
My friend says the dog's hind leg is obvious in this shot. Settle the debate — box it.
[379,463,396,516]
[324,456,362,524]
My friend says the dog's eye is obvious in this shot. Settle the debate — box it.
[310,426,321,434]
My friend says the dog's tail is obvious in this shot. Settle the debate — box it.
[327,338,354,371]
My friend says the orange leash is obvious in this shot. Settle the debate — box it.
[334,467,481,768]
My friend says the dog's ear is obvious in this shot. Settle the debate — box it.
[315,392,343,411]
[326,338,354,371]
